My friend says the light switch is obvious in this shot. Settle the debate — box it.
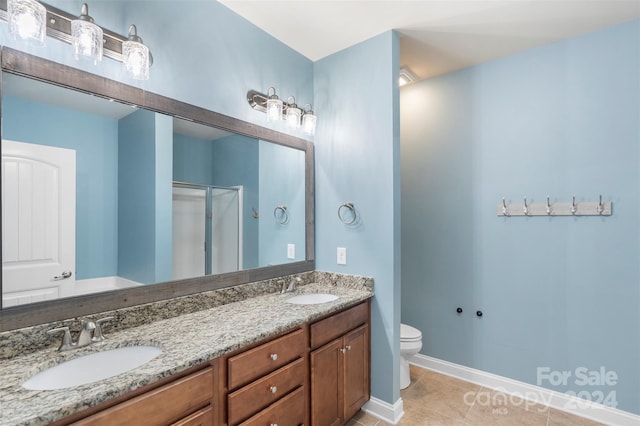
[337,247,347,265]
[287,244,295,259]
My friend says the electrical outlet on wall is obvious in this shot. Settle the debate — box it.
[337,247,347,265]
[287,244,295,259]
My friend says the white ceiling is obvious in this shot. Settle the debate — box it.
[219,0,640,81]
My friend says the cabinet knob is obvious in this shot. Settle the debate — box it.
[345,345,352,351]
[339,348,346,354]
[269,385,277,394]
[270,353,278,361]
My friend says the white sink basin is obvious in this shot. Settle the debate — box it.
[286,293,339,305]
[23,346,162,390]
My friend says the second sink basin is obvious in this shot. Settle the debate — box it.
[286,293,339,305]
[23,345,162,390]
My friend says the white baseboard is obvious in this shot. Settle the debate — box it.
[410,354,640,426]
[362,396,404,425]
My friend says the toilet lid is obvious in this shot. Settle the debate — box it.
[401,323,422,341]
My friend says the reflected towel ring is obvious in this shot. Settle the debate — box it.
[338,202,357,225]
[274,205,289,224]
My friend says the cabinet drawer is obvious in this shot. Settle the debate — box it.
[73,367,213,426]
[171,405,213,426]
[310,302,368,349]
[239,386,305,426]
[228,328,305,390]
[228,358,305,425]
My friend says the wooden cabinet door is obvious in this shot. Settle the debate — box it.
[343,325,370,421]
[310,338,343,426]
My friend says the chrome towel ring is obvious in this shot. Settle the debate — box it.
[274,205,289,224]
[338,202,357,225]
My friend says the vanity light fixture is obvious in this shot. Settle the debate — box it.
[302,104,317,135]
[71,3,102,65]
[285,96,302,129]
[122,24,150,80]
[7,0,46,45]
[0,0,153,79]
[265,87,283,122]
[247,88,317,135]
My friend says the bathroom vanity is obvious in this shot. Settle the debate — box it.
[0,281,372,426]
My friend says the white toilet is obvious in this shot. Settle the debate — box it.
[400,323,423,389]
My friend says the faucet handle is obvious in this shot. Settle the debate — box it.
[47,327,74,351]
[93,316,114,342]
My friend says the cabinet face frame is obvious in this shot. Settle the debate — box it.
[309,301,371,426]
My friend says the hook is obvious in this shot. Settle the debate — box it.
[571,195,577,215]
[523,197,529,216]
[597,195,604,215]
[546,195,552,215]
[502,198,509,216]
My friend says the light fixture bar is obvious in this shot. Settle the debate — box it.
[247,89,307,117]
[0,0,151,64]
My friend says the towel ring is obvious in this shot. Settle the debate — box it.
[274,205,289,224]
[338,202,357,225]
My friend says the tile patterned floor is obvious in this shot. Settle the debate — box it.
[348,365,606,426]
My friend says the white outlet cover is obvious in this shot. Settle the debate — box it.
[287,244,295,259]
[337,247,347,265]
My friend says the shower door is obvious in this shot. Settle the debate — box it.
[172,183,242,279]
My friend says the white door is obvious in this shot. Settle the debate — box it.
[172,186,206,279]
[2,140,76,306]
[211,187,242,274]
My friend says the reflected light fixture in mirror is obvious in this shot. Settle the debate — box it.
[7,0,46,45]
[71,3,103,65]
[266,86,283,122]
[286,96,301,129]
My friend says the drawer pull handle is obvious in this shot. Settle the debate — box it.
[269,385,278,393]
[270,353,278,361]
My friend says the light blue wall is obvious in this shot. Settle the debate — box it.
[2,95,118,280]
[211,134,260,269]
[401,20,640,414]
[315,31,401,404]
[173,133,215,185]
[118,109,172,284]
[258,141,305,266]
[1,1,314,133]
[173,132,260,269]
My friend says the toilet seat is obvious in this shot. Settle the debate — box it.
[400,323,422,342]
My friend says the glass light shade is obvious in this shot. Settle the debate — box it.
[302,112,317,135]
[286,105,302,129]
[72,20,103,64]
[266,97,283,122]
[123,40,150,80]
[8,0,47,45]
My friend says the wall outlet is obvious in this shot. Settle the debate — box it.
[287,244,295,259]
[337,247,347,265]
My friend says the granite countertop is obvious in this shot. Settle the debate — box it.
[0,283,372,426]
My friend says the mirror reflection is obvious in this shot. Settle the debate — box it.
[2,72,306,307]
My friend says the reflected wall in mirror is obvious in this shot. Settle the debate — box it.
[2,71,306,307]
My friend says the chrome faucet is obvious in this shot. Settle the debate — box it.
[47,316,114,351]
[281,276,302,294]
